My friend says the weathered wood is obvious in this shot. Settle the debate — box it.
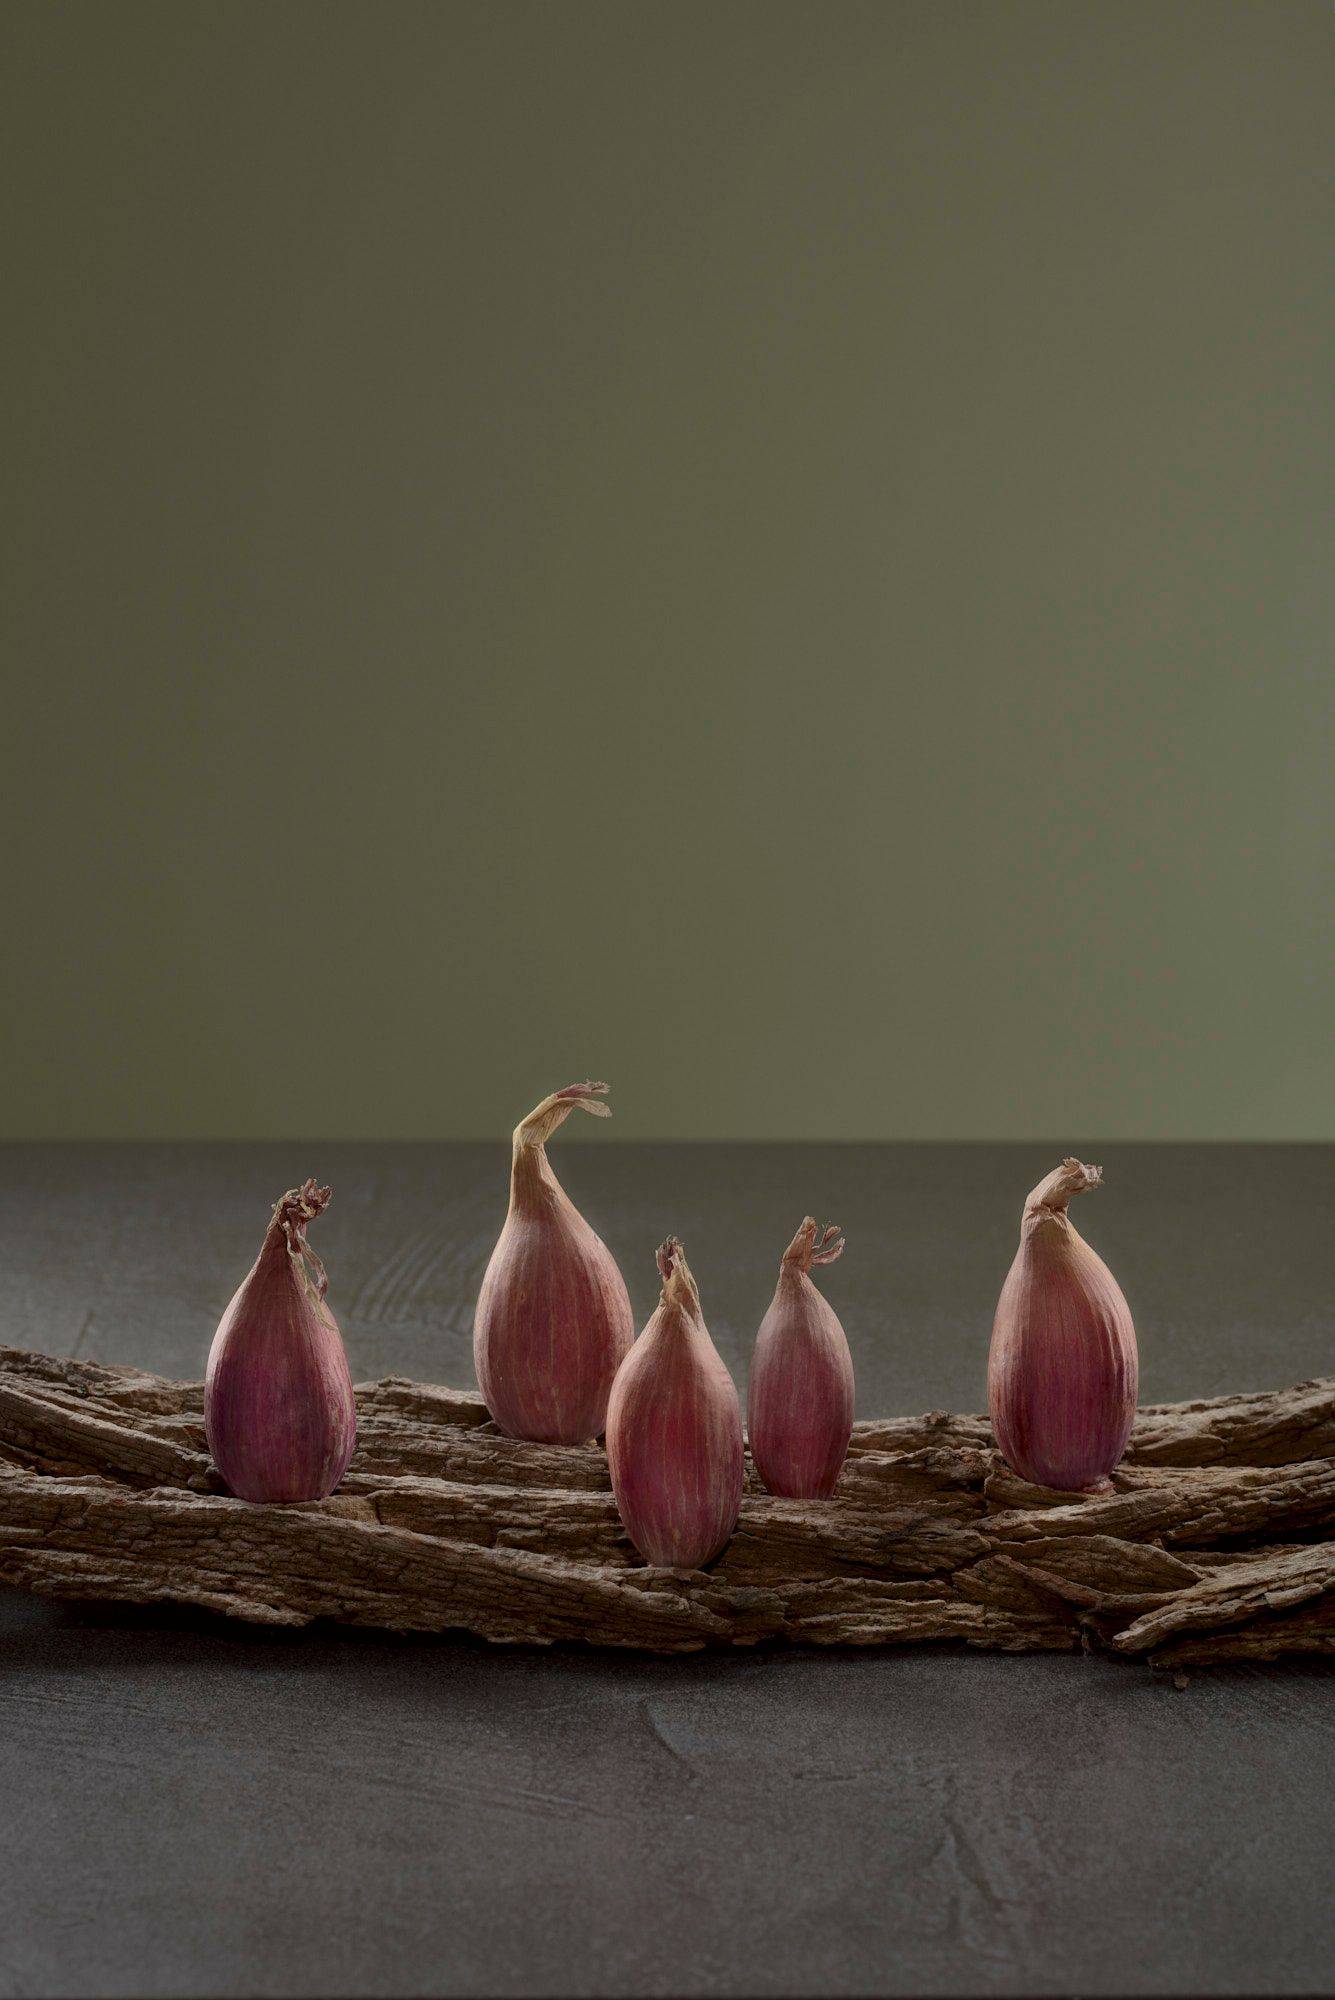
[0,1346,1331,1663]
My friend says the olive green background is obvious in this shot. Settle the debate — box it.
[3,1,1331,1141]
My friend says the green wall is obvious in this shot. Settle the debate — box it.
[3,1,1331,1141]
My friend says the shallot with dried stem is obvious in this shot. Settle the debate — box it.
[204,1180,356,1503]
[606,1236,744,1569]
[748,1218,853,1498]
[988,1157,1138,1491]
[473,1082,633,1444]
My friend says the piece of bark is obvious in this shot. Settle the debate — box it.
[0,1347,1331,1664]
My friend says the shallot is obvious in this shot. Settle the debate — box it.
[606,1237,744,1568]
[988,1157,1138,1490]
[748,1217,853,1497]
[473,1081,633,1443]
[204,1180,356,1503]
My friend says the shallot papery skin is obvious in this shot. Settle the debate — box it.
[606,1237,744,1569]
[987,1157,1139,1491]
[748,1218,853,1498]
[473,1081,633,1444]
[204,1180,357,1504]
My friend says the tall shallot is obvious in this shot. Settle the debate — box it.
[473,1081,633,1443]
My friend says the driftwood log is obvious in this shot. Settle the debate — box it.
[1,1345,1332,1667]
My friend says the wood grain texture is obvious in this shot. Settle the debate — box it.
[1,1345,1331,1665]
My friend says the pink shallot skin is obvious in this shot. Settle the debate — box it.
[987,1158,1138,1491]
[748,1218,853,1498]
[606,1238,744,1569]
[473,1083,634,1445]
[204,1181,357,1504]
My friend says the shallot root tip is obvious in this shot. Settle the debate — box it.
[275,1180,332,1228]
[274,1180,332,1298]
[514,1081,613,1150]
[656,1235,702,1315]
[656,1235,683,1286]
[811,1224,846,1267]
[782,1217,846,1271]
[1023,1157,1103,1222]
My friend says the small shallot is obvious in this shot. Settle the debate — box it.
[606,1237,744,1568]
[748,1218,853,1497]
[204,1180,357,1503]
[988,1157,1138,1490]
[473,1082,633,1444]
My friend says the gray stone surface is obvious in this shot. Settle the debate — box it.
[1,1141,1332,1997]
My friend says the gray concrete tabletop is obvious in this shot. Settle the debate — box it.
[1,1141,1332,1998]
